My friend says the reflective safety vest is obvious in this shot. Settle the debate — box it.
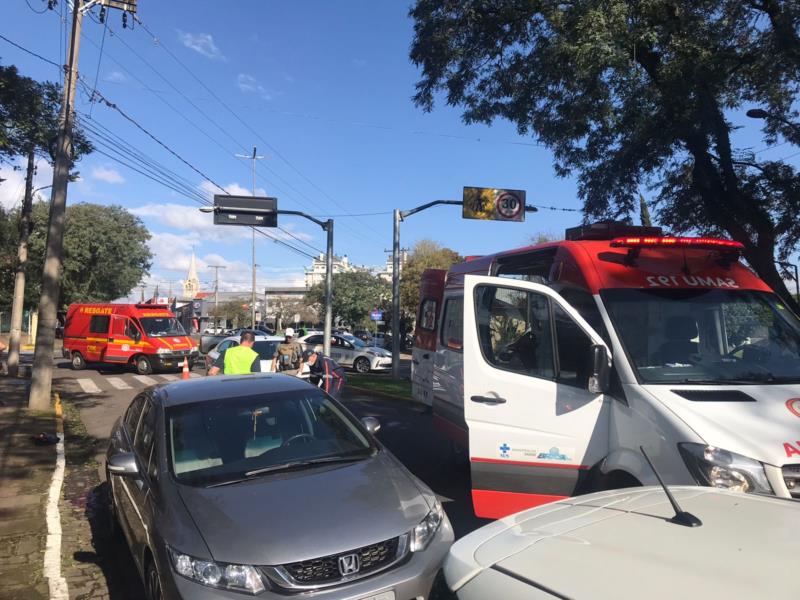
[223,345,259,374]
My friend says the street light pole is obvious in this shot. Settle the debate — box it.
[746,108,800,144]
[235,147,265,329]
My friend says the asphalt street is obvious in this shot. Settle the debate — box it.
[50,358,487,598]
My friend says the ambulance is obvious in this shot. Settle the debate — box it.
[412,222,800,518]
[62,303,198,375]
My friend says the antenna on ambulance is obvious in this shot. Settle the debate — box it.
[640,446,702,528]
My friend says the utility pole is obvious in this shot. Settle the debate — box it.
[209,265,226,332]
[28,0,84,410]
[235,146,265,329]
[7,150,36,378]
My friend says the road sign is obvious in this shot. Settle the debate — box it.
[370,310,383,321]
[462,187,526,222]
[213,195,278,227]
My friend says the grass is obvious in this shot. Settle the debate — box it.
[347,373,412,400]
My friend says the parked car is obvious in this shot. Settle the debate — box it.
[443,485,800,599]
[202,326,225,335]
[298,332,392,373]
[204,334,309,377]
[106,375,453,599]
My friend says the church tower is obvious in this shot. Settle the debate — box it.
[182,252,200,300]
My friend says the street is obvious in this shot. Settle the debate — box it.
[43,360,486,598]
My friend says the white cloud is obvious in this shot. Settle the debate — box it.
[176,30,224,60]
[199,179,267,199]
[91,166,125,184]
[237,73,272,101]
[104,70,126,84]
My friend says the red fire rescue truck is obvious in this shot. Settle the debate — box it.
[62,303,198,375]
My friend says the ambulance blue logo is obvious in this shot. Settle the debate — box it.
[537,447,568,461]
[499,443,511,459]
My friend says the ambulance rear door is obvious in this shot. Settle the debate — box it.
[463,275,611,519]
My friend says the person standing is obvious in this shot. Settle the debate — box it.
[303,349,346,399]
[208,331,260,375]
[272,327,304,376]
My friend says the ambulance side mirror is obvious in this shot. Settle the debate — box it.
[131,329,141,342]
[588,344,610,394]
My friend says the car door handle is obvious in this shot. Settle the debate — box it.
[470,395,507,405]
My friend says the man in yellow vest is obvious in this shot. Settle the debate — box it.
[208,331,261,375]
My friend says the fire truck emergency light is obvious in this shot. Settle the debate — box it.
[610,236,745,250]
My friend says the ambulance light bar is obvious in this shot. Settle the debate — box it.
[610,236,744,250]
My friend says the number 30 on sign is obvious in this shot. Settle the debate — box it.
[462,187,526,222]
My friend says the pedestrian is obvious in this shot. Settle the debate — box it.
[303,349,346,399]
[0,339,7,376]
[208,331,260,375]
[271,327,304,376]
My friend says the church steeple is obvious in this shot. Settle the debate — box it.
[182,251,200,299]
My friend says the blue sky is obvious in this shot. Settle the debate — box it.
[2,0,798,296]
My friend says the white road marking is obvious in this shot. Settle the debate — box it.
[107,377,132,390]
[75,378,102,394]
[158,374,179,381]
[44,397,68,599]
[132,375,158,386]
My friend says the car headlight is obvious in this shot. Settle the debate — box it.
[410,499,444,552]
[678,443,773,494]
[168,547,266,594]
[156,348,172,355]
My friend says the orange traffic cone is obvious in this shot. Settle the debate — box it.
[181,357,190,380]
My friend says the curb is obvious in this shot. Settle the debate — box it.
[43,392,69,600]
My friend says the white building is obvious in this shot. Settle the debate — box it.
[304,253,363,288]
[373,250,408,282]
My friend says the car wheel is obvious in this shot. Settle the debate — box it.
[135,355,153,375]
[71,352,86,370]
[354,357,370,374]
[145,559,163,600]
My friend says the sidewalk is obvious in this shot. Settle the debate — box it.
[0,378,55,599]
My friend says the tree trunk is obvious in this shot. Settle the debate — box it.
[7,149,35,378]
[744,245,800,313]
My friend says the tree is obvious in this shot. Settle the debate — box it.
[15,202,153,308]
[410,1,800,308]
[0,206,18,309]
[400,240,462,318]
[217,299,250,329]
[307,271,390,328]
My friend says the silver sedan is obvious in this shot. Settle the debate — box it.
[298,333,392,373]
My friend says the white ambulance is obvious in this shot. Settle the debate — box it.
[413,222,800,519]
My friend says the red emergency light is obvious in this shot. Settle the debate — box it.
[610,236,744,250]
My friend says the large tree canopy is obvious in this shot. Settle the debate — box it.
[410,0,800,305]
[307,271,390,328]
[0,202,153,309]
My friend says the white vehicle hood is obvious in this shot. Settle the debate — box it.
[446,487,800,599]
[645,384,800,466]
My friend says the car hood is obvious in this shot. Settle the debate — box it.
[365,346,391,356]
[446,487,800,598]
[177,452,432,565]
[644,384,800,465]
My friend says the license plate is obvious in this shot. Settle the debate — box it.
[359,592,394,600]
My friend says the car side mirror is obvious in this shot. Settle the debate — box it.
[361,416,381,435]
[107,451,139,477]
[131,329,141,342]
[588,344,611,394]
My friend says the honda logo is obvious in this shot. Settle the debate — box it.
[338,553,360,576]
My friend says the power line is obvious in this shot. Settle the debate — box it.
[0,32,61,69]
[24,0,48,14]
[87,12,108,117]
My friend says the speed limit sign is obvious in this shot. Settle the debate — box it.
[462,187,527,222]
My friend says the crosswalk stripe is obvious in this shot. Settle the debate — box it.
[76,378,102,394]
[132,375,158,386]
[107,377,132,390]
[158,374,179,381]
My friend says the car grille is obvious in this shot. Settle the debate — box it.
[782,464,800,498]
[266,535,407,589]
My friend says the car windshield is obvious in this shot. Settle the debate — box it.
[342,334,366,348]
[139,317,186,337]
[603,288,800,384]
[253,341,279,360]
[167,389,374,486]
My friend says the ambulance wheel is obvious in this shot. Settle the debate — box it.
[71,352,86,370]
[354,357,370,374]
[135,355,153,375]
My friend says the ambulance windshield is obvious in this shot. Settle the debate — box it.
[602,288,800,384]
[140,317,186,338]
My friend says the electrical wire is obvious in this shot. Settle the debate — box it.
[24,0,48,14]
[87,13,108,117]
[0,32,61,69]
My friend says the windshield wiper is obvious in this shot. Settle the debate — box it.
[205,455,368,488]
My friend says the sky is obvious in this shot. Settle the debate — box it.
[2,0,799,298]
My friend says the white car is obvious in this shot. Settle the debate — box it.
[444,486,800,599]
[298,332,392,373]
[205,334,309,377]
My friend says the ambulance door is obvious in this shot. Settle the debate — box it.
[463,275,611,519]
[106,315,135,363]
